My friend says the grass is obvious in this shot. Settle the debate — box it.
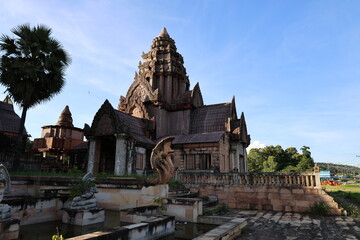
[323,184,360,193]
[310,201,330,216]
[324,184,360,217]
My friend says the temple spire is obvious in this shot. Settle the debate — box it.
[57,105,74,127]
[158,27,169,37]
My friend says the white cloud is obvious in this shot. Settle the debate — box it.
[246,140,266,153]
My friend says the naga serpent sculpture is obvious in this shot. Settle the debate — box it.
[149,136,175,184]
[0,164,11,202]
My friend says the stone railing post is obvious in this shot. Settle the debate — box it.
[314,172,321,189]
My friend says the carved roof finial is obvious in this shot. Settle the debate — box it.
[57,105,74,127]
[158,27,170,37]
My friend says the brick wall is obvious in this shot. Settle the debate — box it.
[195,185,341,215]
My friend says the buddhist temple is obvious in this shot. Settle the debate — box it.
[32,106,86,161]
[85,28,250,175]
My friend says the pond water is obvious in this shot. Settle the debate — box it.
[18,210,216,240]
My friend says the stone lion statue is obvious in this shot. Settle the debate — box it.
[149,136,175,184]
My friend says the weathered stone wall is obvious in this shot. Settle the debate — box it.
[165,197,203,222]
[3,197,64,226]
[195,185,341,215]
[95,184,168,210]
[67,215,175,240]
[219,134,231,172]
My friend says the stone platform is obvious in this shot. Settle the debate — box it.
[62,208,104,226]
[222,210,360,240]
[0,218,20,240]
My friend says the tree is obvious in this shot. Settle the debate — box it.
[263,156,278,172]
[247,148,266,172]
[0,24,70,169]
[297,146,315,172]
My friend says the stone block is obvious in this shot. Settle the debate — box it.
[281,199,295,207]
[260,199,271,205]
[268,193,280,200]
[304,188,321,195]
[292,189,305,194]
[246,193,257,199]
[236,203,250,209]
[244,187,255,193]
[248,198,260,205]
[319,194,334,202]
[295,201,309,208]
[257,192,268,199]
[328,208,342,216]
[256,186,268,193]
[280,193,293,200]
[305,195,321,202]
[262,204,273,211]
[273,205,284,212]
[235,193,248,199]
[297,206,309,213]
[294,194,307,201]
[267,187,280,193]
[62,208,105,226]
[327,201,339,209]
[228,202,236,209]
[284,206,294,212]
[280,188,291,194]
[269,200,282,206]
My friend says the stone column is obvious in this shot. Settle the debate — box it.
[87,139,96,174]
[114,134,127,176]
[159,75,164,96]
[87,138,96,174]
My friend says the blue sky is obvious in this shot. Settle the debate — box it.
[0,0,359,166]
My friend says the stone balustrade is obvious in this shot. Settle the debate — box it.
[175,171,321,189]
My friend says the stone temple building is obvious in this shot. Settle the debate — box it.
[85,28,250,176]
[32,106,86,160]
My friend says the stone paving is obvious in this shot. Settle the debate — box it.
[223,210,360,240]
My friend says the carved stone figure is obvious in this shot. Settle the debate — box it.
[149,136,175,184]
[69,172,98,210]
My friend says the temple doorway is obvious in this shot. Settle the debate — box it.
[99,136,116,173]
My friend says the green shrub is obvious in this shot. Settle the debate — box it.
[310,201,330,216]
[153,197,167,211]
[69,179,95,200]
[204,203,229,216]
[168,179,184,188]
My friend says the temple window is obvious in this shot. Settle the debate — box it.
[135,152,144,170]
[185,154,196,169]
[199,154,211,169]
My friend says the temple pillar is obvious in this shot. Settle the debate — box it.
[114,134,127,176]
[87,138,96,174]
[159,75,164,96]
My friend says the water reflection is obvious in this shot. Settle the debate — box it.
[18,210,216,240]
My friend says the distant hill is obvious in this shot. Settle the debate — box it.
[317,162,360,175]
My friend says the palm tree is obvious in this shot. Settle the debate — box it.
[0,24,70,169]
